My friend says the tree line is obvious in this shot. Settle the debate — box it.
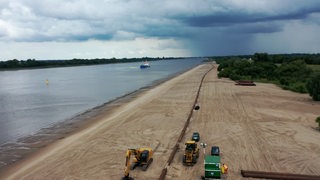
[0,57,182,69]
[213,53,320,101]
[211,53,320,65]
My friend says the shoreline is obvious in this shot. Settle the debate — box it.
[0,64,199,172]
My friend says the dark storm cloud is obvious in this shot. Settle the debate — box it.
[180,5,320,30]
[1,0,320,58]
[1,0,320,41]
[141,24,190,38]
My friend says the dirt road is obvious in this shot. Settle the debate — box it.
[1,63,320,180]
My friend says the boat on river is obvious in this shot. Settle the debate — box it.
[140,61,150,69]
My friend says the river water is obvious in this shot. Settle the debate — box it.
[0,58,203,145]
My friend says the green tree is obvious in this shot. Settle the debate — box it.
[218,68,233,78]
[275,60,311,80]
[6,59,20,68]
[253,53,270,62]
[306,73,320,101]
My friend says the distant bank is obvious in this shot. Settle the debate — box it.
[0,57,185,70]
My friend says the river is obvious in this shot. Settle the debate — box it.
[0,58,203,145]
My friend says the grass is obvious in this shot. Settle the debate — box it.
[251,78,308,93]
[308,64,320,73]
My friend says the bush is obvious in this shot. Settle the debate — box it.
[291,83,307,93]
[217,68,233,78]
[229,73,241,80]
[316,116,320,129]
[279,78,290,86]
[306,73,320,101]
[280,82,307,93]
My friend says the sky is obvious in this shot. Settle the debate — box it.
[0,0,320,60]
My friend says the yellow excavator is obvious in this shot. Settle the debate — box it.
[122,148,153,180]
[183,140,199,166]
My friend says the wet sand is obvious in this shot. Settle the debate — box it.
[1,63,320,179]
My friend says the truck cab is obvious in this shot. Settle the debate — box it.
[191,132,200,142]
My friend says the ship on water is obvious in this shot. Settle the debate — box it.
[140,61,150,69]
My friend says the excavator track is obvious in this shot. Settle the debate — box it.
[142,158,153,171]
[121,177,134,180]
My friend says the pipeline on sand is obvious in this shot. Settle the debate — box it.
[158,64,215,180]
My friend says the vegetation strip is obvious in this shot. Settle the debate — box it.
[213,53,320,100]
[158,64,215,180]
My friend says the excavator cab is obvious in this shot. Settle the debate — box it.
[140,150,149,163]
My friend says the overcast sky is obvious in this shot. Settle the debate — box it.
[1,0,320,60]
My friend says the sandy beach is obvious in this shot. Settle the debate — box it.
[1,63,320,180]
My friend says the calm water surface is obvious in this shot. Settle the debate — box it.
[0,58,203,144]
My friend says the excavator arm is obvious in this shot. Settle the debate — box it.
[124,149,139,179]
[124,150,132,178]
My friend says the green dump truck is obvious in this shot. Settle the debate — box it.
[203,155,221,179]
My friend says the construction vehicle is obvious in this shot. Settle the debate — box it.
[183,140,199,166]
[191,132,200,142]
[201,145,226,179]
[122,148,153,180]
[202,155,221,179]
[210,146,220,156]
